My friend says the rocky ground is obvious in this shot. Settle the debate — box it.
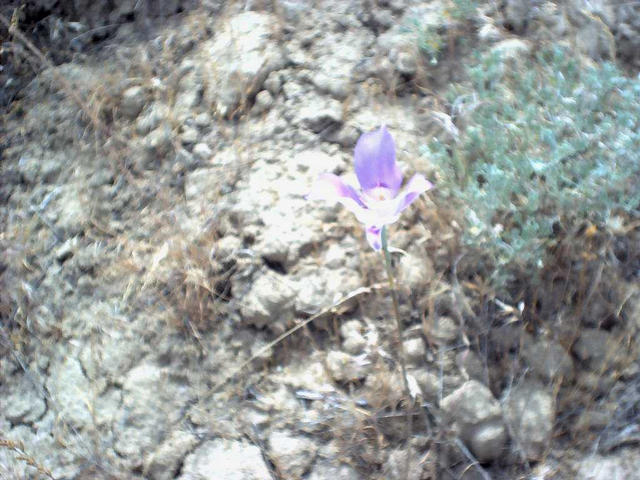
[1,1,640,479]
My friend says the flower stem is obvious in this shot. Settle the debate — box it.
[381,226,413,479]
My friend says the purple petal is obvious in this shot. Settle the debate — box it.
[392,174,434,216]
[308,173,369,218]
[365,225,382,251]
[354,126,403,194]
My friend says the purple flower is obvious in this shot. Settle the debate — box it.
[308,125,433,250]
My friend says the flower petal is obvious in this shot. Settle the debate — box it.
[392,174,434,216]
[365,225,382,251]
[307,173,369,218]
[354,125,403,194]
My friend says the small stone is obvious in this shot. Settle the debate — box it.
[144,126,173,162]
[268,431,317,479]
[384,447,422,480]
[54,238,76,263]
[181,126,199,145]
[264,71,283,96]
[326,351,371,383]
[46,357,92,428]
[456,349,485,382]
[178,439,271,480]
[298,97,343,132]
[398,253,433,295]
[478,22,503,43]
[372,9,394,29]
[504,0,530,33]
[429,316,458,344]
[523,339,574,382]
[194,112,212,128]
[411,369,439,401]
[503,381,554,461]
[341,320,367,355]
[490,39,531,60]
[136,103,169,135]
[396,51,417,76]
[121,86,146,119]
[145,431,198,480]
[572,328,619,369]
[404,337,426,364]
[240,271,296,330]
[193,143,212,160]
[574,450,640,480]
[469,421,508,463]
[312,73,350,99]
[441,380,506,462]
[253,90,274,114]
[4,377,46,424]
[185,168,219,203]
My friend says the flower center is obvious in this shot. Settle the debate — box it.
[365,186,394,202]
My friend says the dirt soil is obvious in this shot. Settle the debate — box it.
[1,1,639,479]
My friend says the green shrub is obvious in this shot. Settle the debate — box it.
[426,46,640,286]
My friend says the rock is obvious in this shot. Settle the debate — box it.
[441,380,506,462]
[46,357,92,428]
[114,363,180,469]
[572,328,620,369]
[181,126,199,145]
[575,19,615,61]
[503,381,554,461]
[490,39,531,60]
[326,351,371,383]
[293,266,361,315]
[144,430,198,480]
[298,96,343,132]
[253,90,274,114]
[194,112,212,128]
[341,320,367,355]
[456,349,485,382]
[574,448,640,480]
[428,316,458,344]
[178,439,272,480]
[293,149,343,177]
[192,143,212,161]
[398,252,433,295]
[240,270,296,330]
[264,71,283,96]
[522,339,574,382]
[396,51,417,76]
[201,12,286,117]
[404,337,426,364]
[142,126,173,169]
[383,447,422,480]
[411,369,439,401]
[469,421,509,464]
[268,431,317,479]
[312,73,350,100]
[136,102,169,135]
[478,22,503,43]
[503,0,530,33]
[185,168,220,204]
[4,376,46,424]
[121,86,146,119]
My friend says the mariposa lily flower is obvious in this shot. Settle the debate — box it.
[308,125,433,250]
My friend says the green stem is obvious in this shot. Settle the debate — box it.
[381,226,413,479]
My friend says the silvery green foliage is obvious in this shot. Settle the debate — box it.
[427,46,640,285]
